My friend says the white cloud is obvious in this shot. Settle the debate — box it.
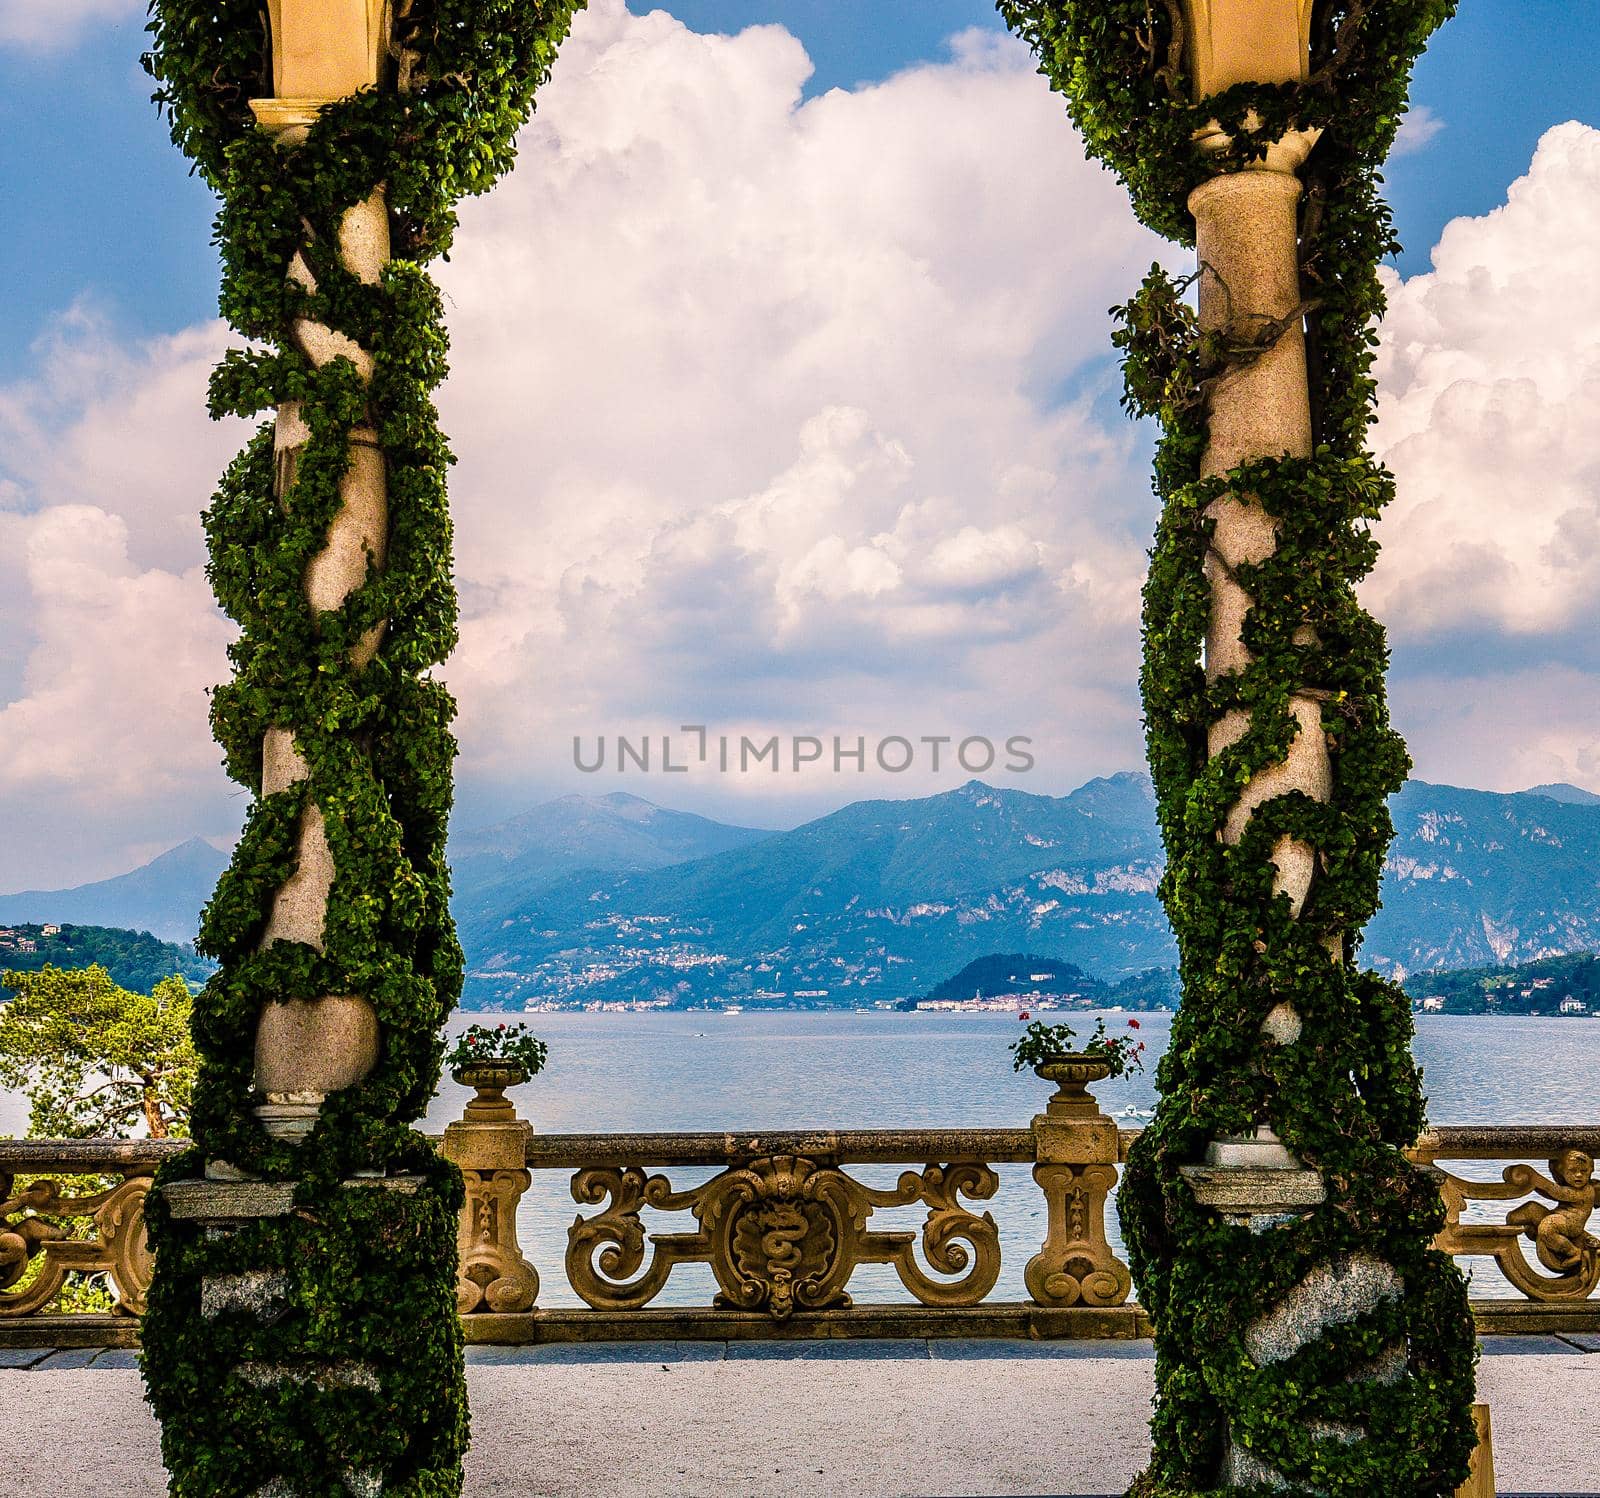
[0,1,1167,876]
[19,10,1595,875]
[1368,122,1600,640]
[1368,121,1600,793]
[0,501,236,887]
[1391,104,1446,158]
[0,310,245,884]
[0,0,139,52]
[0,306,239,572]
[0,505,228,797]
[433,2,1165,808]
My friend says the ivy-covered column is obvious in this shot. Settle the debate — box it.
[137,3,580,1493]
[998,3,1477,1494]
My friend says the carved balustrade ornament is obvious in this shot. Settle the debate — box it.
[1433,1149,1600,1301]
[567,1154,1001,1320]
[0,1169,155,1317]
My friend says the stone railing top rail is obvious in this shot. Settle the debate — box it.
[519,1127,1038,1169]
[0,1139,186,1174]
[1409,1125,1600,1161]
[515,1123,1600,1168]
[5,1124,1598,1177]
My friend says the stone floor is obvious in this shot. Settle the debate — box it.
[3,1338,1598,1495]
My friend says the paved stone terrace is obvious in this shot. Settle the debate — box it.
[4,1338,1598,1495]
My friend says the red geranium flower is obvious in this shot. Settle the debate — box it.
[1127,1018,1141,1029]
[1018,1011,1030,1021]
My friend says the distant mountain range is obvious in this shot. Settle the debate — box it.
[5,776,1600,1009]
[459,774,1169,1008]
[451,792,771,930]
[0,838,229,944]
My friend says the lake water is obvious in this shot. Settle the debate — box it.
[430,1010,1600,1307]
[7,1010,1598,1306]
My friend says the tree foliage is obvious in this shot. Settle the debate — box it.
[996,2,1477,1494]
[0,965,195,1139]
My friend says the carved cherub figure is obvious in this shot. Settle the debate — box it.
[0,1173,67,1292]
[1508,1149,1598,1274]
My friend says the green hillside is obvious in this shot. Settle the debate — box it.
[1404,950,1600,1016]
[919,954,1099,1004]
[903,954,1180,1012]
[0,923,213,994]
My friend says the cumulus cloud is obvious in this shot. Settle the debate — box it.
[9,6,1593,884]
[1369,122,1600,639]
[0,306,239,572]
[1369,121,1600,790]
[434,3,1165,807]
[0,0,139,52]
[0,308,247,883]
[0,506,229,794]
[0,2,1166,878]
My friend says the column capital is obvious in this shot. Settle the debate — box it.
[250,0,390,133]
[1183,0,1321,175]
[1184,0,1315,97]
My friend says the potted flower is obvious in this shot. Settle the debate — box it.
[1011,1014,1145,1114]
[446,1022,548,1123]
[1009,1014,1146,1077]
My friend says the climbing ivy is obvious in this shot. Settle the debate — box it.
[138,3,581,1492]
[995,2,1477,1494]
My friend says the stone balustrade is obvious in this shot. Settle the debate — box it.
[3,1080,1597,1349]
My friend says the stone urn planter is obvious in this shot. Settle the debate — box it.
[452,1060,527,1124]
[1034,1053,1114,1119]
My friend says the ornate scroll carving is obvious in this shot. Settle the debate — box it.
[1434,1149,1599,1301]
[858,1163,1002,1307]
[456,1168,539,1315]
[0,1170,155,1316]
[566,1155,1001,1319]
[566,1165,704,1311]
[1025,1162,1132,1307]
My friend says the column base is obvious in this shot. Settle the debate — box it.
[146,1172,464,1493]
[254,1100,322,1141]
[1183,1127,1325,1230]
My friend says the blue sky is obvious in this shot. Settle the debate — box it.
[0,0,1597,884]
[6,2,1593,377]
[3,0,1595,375]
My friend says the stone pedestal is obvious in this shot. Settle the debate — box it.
[1181,1146,1411,1490]
[442,1072,539,1315]
[153,1177,457,1491]
[1024,1060,1132,1308]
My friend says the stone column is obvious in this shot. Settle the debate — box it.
[1178,75,1407,1498]
[250,134,388,1142]
[1193,147,1330,960]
